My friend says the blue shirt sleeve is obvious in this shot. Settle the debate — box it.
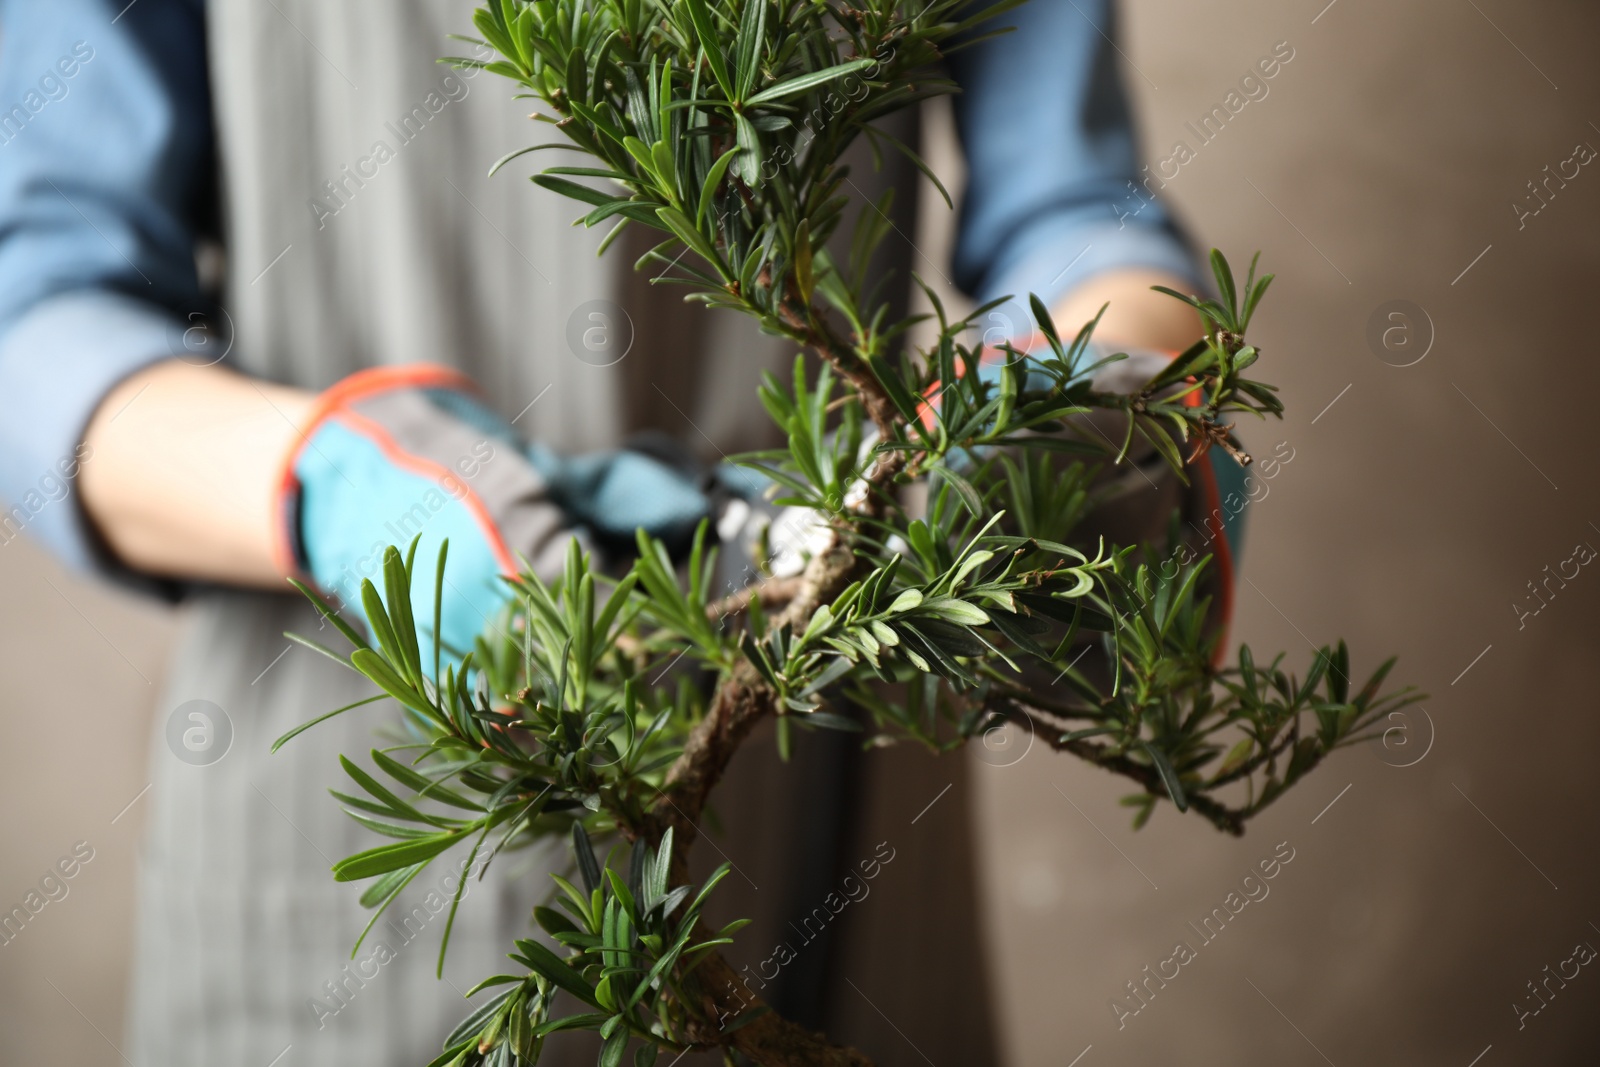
[0,0,211,574]
[947,0,1200,333]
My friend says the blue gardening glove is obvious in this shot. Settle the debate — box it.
[524,436,712,558]
[276,365,712,665]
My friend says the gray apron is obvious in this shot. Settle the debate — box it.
[128,3,997,1064]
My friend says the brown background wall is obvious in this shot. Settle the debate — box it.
[4,0,1600,1064]
[965,1,1600,1064]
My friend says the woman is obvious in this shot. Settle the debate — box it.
[0,0,1201,1062]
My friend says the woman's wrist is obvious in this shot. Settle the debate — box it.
[80,360,315,586]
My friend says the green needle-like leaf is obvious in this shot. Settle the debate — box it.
[744,58,875,106]
[683,0,734,98]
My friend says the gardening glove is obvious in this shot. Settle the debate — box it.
[275,365,712,665]
[523,432,713,560]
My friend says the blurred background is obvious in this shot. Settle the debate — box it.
[5,0,1600,1064]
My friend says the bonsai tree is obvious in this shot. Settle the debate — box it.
[277,1,1421,1064]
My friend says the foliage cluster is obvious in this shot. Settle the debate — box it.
[281,3,1420,1064]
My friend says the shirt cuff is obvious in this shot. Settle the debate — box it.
[0,289,182,583]
[976,218,1205,342]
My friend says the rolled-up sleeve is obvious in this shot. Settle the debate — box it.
[0,0,211,572]
[948,0,1199,327]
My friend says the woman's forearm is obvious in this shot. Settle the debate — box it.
[1051,268,1204,354]
[79,360,313,586]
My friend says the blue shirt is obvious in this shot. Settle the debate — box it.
[0,0,1195,576]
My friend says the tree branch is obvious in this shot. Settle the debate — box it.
[988,695,1247,836]
[647,527,862,844]
[626,527,880,1065]
[646,659,774,848]
[774,300,909,498]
